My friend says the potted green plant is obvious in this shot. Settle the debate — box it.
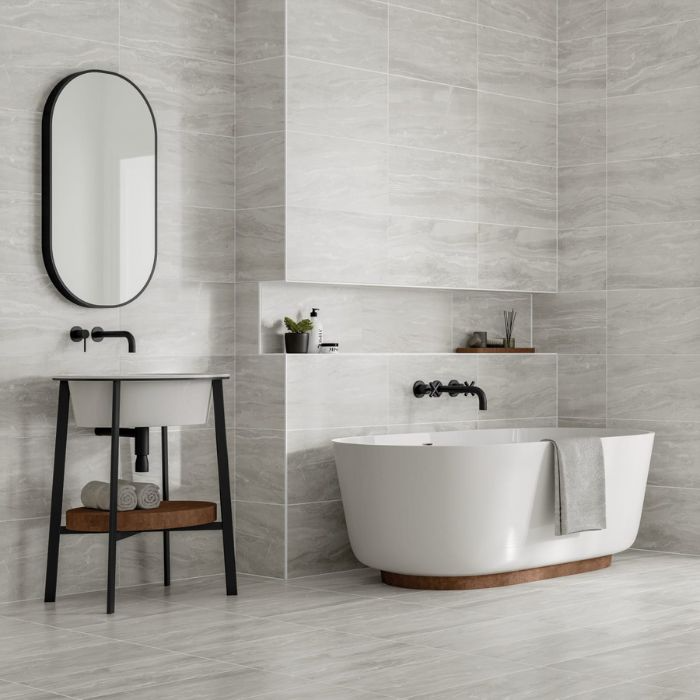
[284,316,314,353]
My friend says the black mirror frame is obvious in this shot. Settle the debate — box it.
[42,69,158,308]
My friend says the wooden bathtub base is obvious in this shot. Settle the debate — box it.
[380,555,612,590]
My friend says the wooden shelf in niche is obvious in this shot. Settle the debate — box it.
[455,347,535,354]
[65,501,217,533]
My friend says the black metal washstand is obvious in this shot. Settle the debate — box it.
[44,375,237,614]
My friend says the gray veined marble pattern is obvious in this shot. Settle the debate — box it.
[558,355,606,420]
[558,228,606,292]
[479,0,557,42]
[235,206,285,283]
[0,0,118,43]
[287,58,387,142]
[235,0,285,63]
[389,146,478,221]
[607,0,700,34]
[388,0,476,22]
[607,155,700,226]
[608,87,700,161]
[477,224,557,292]
[479,158,556,229]
[607,221,700,289]
[607,355,700,422]
[478,92,556,166]
[388,76,477,155]
[235,501,286,578]
[285,207,388,285]
[608,20,700,97]
[159,129,235,210]
[235,282,261,356]
[235,355,285,431]
[0,192,40,275]
[386,216,478,288]
[558,0,606,42]
[287,0,388,72]
[234,57,285,138]
[0,111,40,195]
[558,35,606,104]
[287,501,359,577]
[121,46,235,137]
[558,163,606,229]
[533,291,606,355]
[235,132,285,210]
[158,204,235,284]
[120,0,235,63]
[478,26,557,103]
[608,419,700,490]
[234,428,286,504]
[558,100,606,166]
[608,289,700,355]
[0,25,118,113]
[286,355,389,430]
[477,354,557,421]
[389,5,477,89]
[287,133,388,215]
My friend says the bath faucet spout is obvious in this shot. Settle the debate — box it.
[412,379,487,410]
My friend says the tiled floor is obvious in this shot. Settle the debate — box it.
[2,550,700,699]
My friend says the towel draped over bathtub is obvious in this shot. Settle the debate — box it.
[541,438,607,536]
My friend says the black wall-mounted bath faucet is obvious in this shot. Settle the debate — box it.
[91,327,136,353]
[413,380,487,410]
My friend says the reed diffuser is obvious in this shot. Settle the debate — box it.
[503,309,516,349]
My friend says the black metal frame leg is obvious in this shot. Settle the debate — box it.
[161,426,170,587]
[212,379,237,595]
[45,380,70,603]
[106,380,121,614]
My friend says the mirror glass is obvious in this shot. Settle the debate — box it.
[43,71,157,307]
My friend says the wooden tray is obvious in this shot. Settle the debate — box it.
[456,347,535,353]
[65,500,217,533]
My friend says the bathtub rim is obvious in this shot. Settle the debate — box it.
[333,426,655,449]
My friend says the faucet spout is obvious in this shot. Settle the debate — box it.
[465,382,487,411]
[91,327,136,353]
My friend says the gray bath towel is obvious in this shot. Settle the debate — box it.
[542,438,607,536]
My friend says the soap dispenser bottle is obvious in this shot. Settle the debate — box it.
[310,308,323,352]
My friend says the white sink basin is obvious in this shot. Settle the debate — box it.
[53,374,230,428]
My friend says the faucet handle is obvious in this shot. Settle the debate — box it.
[428,380,442,398]
[70,326,89,352]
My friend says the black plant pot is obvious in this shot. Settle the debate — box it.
[285,333,310,353]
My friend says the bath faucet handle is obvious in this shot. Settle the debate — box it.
[428,380,442,398]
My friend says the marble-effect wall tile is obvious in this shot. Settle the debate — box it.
[533,292,606,355]
[558,100,605,166]
[389,6,477,89]
[558,228,606,292]
[120,0,235,63]
[558,355,606,419]
[479,93,556,166]
[477,225,556,292]
[479,0,557,42]
[607,222,700,289]
[389,77,477,155]
[235,0,285,63]
[235,58,285,138]
[287,0,388,72]
[287,501,359,577]
[479,26,556,103]
[558,36,606,104]
[558,0,606,41]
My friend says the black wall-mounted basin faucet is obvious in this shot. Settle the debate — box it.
[91,327,136,353]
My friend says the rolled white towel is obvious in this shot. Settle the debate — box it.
[81,481,137,511]
[120,479,161,510]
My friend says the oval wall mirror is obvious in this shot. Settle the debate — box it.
[42,70,157,307]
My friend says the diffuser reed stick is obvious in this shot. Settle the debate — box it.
[504,309,516,348]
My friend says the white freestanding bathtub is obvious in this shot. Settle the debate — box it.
[333,428,654,588]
